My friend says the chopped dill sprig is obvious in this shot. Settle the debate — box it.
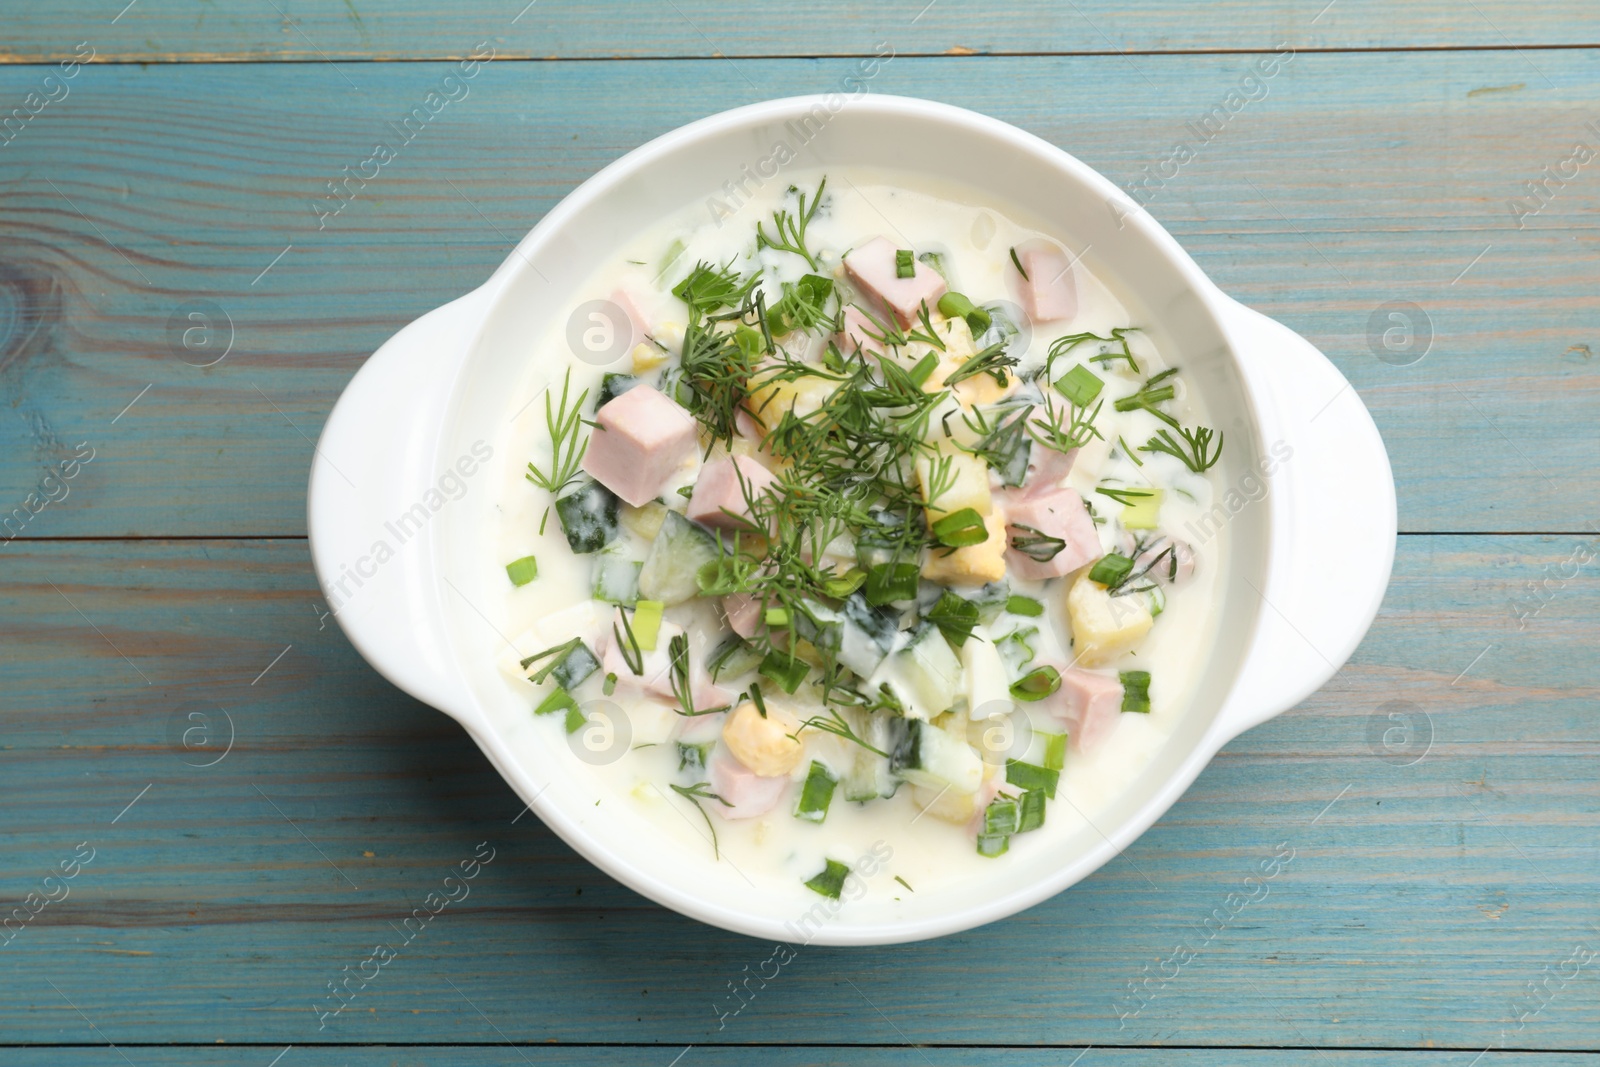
[756,179,827,270]
[1142,424,1223,473]
[1048,328,1141,374]
[524,368,590,497]
[1113,367,1180,427]
[669,781,729,858]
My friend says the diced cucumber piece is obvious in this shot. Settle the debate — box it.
[794,761,839,823]
[708,634,763,681]
[791,599,844,653]
[677,741,711,772]
[840,708,903,802]
[882,623,962,719]
[969,580,1012,622]
[978,407,1032,488]
[838,593,900,678]
[550,642,600,691]
[594,371,639,411]
[505,555,538,587]
[638,510,720,605]
[1005,758,1059,799]
[995,626,1038,675]
[592,541,642,605]
[890,720,983,793]
[1017,788,1046,833]
[555,479,620,555]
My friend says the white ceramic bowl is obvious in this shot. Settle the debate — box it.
[308,95,1394,945]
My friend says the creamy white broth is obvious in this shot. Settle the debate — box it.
[491,168,1226,900]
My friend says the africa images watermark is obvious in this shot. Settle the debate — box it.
[2,441,96,542]
[314,841,496,1029]
[703,42,895,230]
[1506,123,1600,230]
[0,41,95,149]
[1112,841,1295,1027]
[321,439,493,618]
[712,840,895,1030]
[1113,44,1295,227]
[310,40,497,230]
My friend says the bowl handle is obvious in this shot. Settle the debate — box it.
[307,288,489,726]
[1209,298,1397,741]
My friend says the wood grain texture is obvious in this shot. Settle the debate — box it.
[0,535,1594,1048]
[3,0,1599,62]
[0,52,1597,537]
[4,1052,1600,1067]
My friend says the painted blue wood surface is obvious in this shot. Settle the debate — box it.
[1,4,1597,1059]
[5,0,1599,59]
[0,53,1597,536]
[0,536,1594,1052]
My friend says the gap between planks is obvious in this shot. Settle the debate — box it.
[1,42,1600,66]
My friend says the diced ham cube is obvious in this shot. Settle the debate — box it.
[610,287,649,351]
[1013,240,1079,324]
[599,613,730,713]
[722,592,766,639]
[1136,538,1196,585]
[687,455,777,532]
[836,304,888,358]
[598,612,679,700]
[1005,486,1103,580]
[1022,445,1078,498]
[1047,667,1124,753]
[582,384,698,507]
[843,236,947,328]
[706,748,789,820]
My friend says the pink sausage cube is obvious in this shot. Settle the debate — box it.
[1021,445,1078,499]
[1047,667,1124,753]
[707,748,789,820]
[610,287,649,351]
[722,592,766,639]
[1015,241,1079,324]
[687,455,777,532]
[1005,486,1103,580]
[836,304,888,358]
[843,236,948,328]
[581,384,698,507]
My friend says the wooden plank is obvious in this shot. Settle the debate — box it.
[4,1051,1598,1066]
[0,534,1594,1049]
[0,51,1594,535]
[3,0,1599,62]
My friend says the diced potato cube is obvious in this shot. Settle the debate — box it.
[922,507,1008,585]
[1065,571,1153,666]
[631,342,668,373]
[915,444,992,520]
[747,372,835,430]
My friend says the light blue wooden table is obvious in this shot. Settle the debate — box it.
[2,3,1597,1063]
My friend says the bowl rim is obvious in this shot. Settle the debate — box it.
[428,93,1281,945]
